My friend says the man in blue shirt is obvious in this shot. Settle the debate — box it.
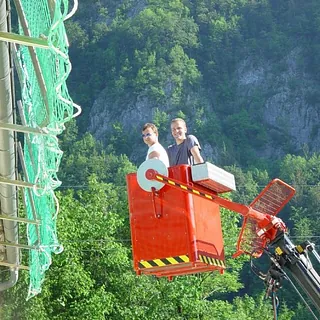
[167,118,204,166]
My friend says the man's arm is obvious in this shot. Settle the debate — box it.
[190,146,204,164]
[148,151,161,159]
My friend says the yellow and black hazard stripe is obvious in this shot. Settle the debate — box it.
[155,175,215,200]
[199,254,226,268]
[139,255,189,269]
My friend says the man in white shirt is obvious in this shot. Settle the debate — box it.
[142,123,169,167]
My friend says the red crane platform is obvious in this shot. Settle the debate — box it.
[126,159,295,279]
[126,163,226,278]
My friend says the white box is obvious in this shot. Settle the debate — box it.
[191,162,236,193]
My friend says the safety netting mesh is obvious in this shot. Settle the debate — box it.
[15,0,80,299]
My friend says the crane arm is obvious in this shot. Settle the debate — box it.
[146,169,290,255]
[260,232,320,318]
[141,162,320,318]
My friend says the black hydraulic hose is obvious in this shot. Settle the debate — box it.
[272,292,279,320]
[283,268,318,320]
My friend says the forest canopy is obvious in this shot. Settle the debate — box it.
[1,1,320,319]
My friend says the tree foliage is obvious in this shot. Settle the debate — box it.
[3,0,320,319]
[4,131,313,318]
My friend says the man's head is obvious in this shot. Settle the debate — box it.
[142,123,159,147]
[171,118,187,144]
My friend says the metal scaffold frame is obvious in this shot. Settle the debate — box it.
[0,0,53,291]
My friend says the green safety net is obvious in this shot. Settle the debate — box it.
[15,0,81,299]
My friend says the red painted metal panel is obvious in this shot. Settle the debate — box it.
[192,195,224,262]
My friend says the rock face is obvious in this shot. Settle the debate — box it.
[88,91,172,163]
[236,48,320,157]
[88,47,320,163]
[89,92,148,142]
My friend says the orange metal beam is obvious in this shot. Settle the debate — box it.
[146,169,267,221]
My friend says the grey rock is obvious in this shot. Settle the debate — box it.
[89,47,320,164]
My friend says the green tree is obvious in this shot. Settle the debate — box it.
[59,132,136,187]
[279,154,320,236]
[2,175,283,319]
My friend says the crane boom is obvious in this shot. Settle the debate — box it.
[264,232,320,316]
[144,164,320,317]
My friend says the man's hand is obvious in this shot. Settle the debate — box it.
[190,146,204,164]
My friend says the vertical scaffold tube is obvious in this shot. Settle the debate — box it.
[0,0,19,290]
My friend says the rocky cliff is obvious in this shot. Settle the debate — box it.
[237,47,320,158]
[88,46,320,164]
